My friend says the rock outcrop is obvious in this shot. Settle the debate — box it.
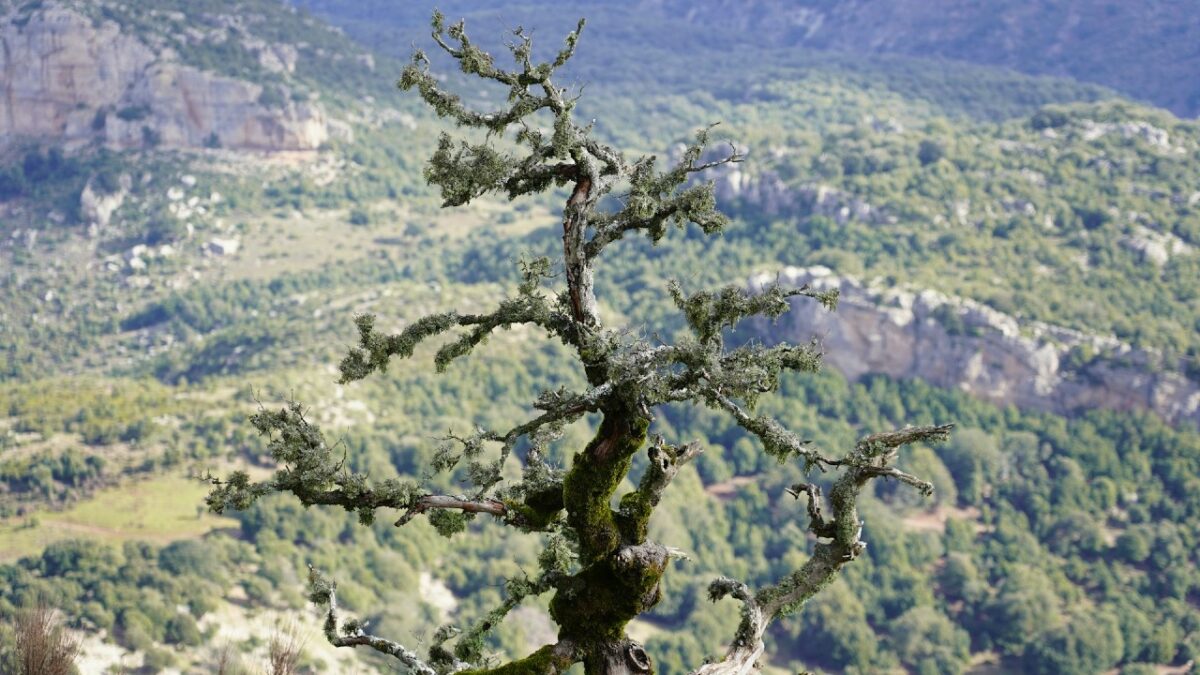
[79,174,131,228]
[749,266,1200,427]
[0,6,327,152]
[677,143,890,223]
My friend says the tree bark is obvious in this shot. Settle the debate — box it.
[581,639,652,675]
[564,177,598,329]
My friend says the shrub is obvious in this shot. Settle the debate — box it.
[0,605,81,675]
[268,623,306,675]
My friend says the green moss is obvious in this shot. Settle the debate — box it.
[616,491,652,543]
[457,644,575,675]
[548,553,666,643]
[562,414,649,563]
[503,499,561,531]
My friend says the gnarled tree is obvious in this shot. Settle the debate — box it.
[207,13,951,675]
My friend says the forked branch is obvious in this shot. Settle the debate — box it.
[309,566,439,675]
[692,424,953,675]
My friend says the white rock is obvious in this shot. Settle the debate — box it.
[79,177,126,227]
[1120,226,1191,265]
[207,237,240,256]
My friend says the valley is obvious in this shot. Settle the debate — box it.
[0,1,1198,674]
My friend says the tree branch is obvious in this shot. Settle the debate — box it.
[616,437,702,543]
[394,495,507,526]
[583,129,742,260]
[309,566,440,675]
[692,424,953,675]
[705,390,835,470]
[339,290,579,384]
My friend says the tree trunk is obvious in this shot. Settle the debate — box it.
[563,178,598,325]
[584,639,653,675]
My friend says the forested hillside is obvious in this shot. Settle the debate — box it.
[1,1,1198,673]
[294,0,1200,118]
[640,0,1200,118]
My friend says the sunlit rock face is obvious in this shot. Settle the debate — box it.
[0,6,327,152]
[749,266,1200,427]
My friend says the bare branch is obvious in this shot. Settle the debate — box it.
[785,482,836,539]
[339,291,579,383]
[686,141,745,173]
[862,465,935,496]
[430,382,611,502]
[853,424,955,457]
[670,281,838,344]
[617,437,703,543]
[691,579,766,675]
[394,495,508,526]
[705,389,835,469]
[441,548,569,666]
[582,126,743,259]
[309,566,439,675]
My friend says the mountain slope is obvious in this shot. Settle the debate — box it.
[1,2,1199,674]
[638,0,1200,118]
[293,0,1200,118]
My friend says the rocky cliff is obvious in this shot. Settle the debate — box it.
[0,5,327,152]
[751,266,1200,427]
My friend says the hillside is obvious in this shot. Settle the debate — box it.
[1,1,1199,674]
[645,0,1200,118]
[294,0,1200,118]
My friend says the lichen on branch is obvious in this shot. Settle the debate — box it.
[207,10,952,675]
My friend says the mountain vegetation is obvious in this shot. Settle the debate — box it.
[0,1,1197,674]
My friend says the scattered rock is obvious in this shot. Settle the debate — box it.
[206,238,240,256]
[1119,226,1192,265]
[1079,119,1177,152]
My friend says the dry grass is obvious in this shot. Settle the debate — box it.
[267,622,307,675]
[215,642,250,675]
[2,606,81,675]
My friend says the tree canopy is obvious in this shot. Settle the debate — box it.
[207,12,950,675]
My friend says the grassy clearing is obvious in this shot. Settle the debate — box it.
[0,474,239,562]
[227,198,556,281]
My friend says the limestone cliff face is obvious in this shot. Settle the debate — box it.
[0,7,327,152]
[750,266,1200,427]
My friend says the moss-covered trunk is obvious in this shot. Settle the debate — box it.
[552,408,666,674]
